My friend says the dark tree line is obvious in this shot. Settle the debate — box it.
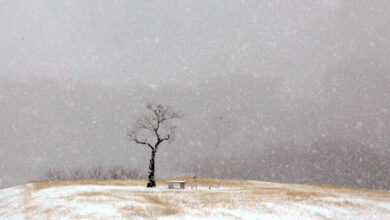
[42,166,141,181]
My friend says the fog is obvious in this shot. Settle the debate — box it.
[0,1,389,189]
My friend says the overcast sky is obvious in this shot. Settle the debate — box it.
[0,1,389,189]
[1,1,388,86]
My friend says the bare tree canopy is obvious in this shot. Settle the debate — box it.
[127,103,183,187]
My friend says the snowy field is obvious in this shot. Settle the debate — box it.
[0,178,389,219]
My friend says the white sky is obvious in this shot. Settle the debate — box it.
[0,0,389,189]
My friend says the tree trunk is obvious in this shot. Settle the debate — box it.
[147,149,156,187]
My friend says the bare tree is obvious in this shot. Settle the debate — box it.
[127,103,183,188]
[121,166,141,179]
[88,166,105,180]
[107,166,124,180]
[41,166,141,181]
[43,168,68,181]
[69,168,85,180]
[107,166,141,180]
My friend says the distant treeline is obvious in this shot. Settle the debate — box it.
[40,140,389,190]
[42,166,142,181]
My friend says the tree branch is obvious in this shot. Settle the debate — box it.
[134,139,154,150]
[128,103,183,150]
[161,134,170,142]
[127,129,154,150]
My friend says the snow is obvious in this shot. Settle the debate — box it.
[1,179,389,219]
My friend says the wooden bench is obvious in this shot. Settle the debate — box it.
[167,181,186,189]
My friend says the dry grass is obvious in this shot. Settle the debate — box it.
[31,179,146,191]
[157,176,250,188]
[30,177,249,192]
[118,194,180,218]
[310,183,390,196]
[2,177,389,219]
[28,177,390,206]
[61,191,131,202]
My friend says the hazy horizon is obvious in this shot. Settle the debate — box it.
[1,0,389,189]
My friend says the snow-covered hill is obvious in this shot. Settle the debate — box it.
[1,178,389,219]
